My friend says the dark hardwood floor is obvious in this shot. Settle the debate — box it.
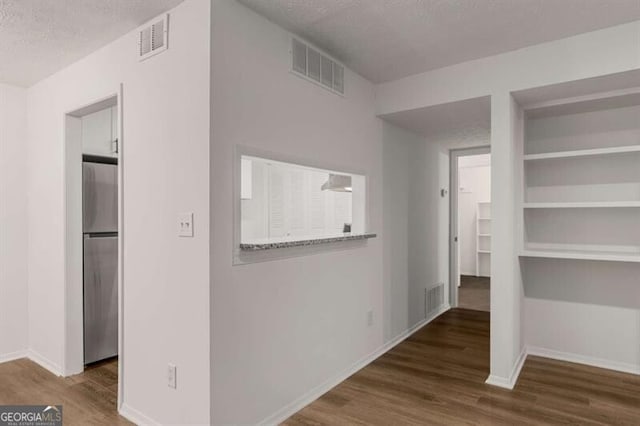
[459,275,490,312]
[285,309,640,425]
[2,312,639,425]
[0,357,131,425]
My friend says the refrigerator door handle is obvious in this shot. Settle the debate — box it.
[84,232,118,239]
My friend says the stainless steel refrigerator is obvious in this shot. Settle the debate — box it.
[83,160,118,364]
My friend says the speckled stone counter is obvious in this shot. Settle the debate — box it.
[240,233,377,251]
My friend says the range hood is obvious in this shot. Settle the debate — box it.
[321,174,352,192]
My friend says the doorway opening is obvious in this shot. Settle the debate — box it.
[450,147,491,312]
[64,89,123,409]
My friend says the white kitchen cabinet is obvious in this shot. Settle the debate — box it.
[82,106,117,158]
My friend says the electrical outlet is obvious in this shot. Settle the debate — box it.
[168,363,177,389]
[367,310,373,327]
[178,212,194,237]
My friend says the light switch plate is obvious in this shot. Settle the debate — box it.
[178,212,194,237]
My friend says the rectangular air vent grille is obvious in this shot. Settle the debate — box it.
[138,14,169,61]
[426,283,444,317]
[291,38,344,95]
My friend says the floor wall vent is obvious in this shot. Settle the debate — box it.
[426,283,444,317]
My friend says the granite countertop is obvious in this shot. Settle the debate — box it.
[240,233,377,251]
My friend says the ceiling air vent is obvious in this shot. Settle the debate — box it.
[291,38,344,95]
[138,14,169,61]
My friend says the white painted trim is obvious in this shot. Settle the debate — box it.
[485,347,527,390]
[486,345,640,391]
[63,90,120,378]
[27,350,63,376]
[117,83,125,411]
[120,403,161,426]
[0,350,27,364]
[449,145,491,308]
[259,304,451,425]
[527,346,640,376]
[232,144,372,266]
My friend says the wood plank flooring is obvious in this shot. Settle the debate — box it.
[458,275,490,312]
[0,357,131,425]
[285,309,640,425]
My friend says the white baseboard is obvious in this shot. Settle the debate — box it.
[486,345,640,391]
[19,350,162,426]
[120,403,161,426]
[485,347,527,390]
[259,304,451,425]
[27,350,63,376]
[0,350,27,364]
[527,346,640,376]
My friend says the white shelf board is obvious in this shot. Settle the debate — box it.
[478,217,491,221]
[477,250,491,254]
[523,145,640,161]
[478,234,491,237]
[520,249,640,263]
[524,201,640,209]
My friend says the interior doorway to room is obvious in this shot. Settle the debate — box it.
[64,91,122,408]
[450,147,491,311]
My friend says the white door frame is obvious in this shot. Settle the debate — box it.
[63,84,124,410]
[449,145,490,308]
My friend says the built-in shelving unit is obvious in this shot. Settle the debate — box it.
[476,201,491,277]
[519,89,640,263]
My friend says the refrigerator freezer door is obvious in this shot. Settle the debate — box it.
[83,162,118,234]
[84,235,118,364]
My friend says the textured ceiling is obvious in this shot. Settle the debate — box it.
[238,0,640,83]
[0,0,184,87]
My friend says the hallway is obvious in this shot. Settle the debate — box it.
[459,275,490,312]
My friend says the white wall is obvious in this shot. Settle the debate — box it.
[523,257,640,373]
[0,84,28,361]
[26,0,210,423]
[210,1,386,423]
[487,93,525,385]
[382,122,444,341]
[458,155,491,276]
